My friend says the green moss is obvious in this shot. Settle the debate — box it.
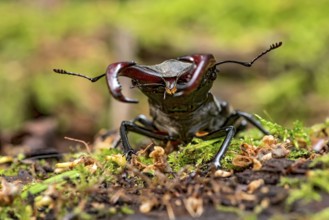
[280,176,301,188]
[95,148,123,163]
[286,182,322,206]
[309,207,329,220]
[290,121,311,147]
[0,198,33,220]
[167,137,245,171]
[282,169,329,206]
[120,205,135,215]
[219,138,244,170]
[21,170,80,199]
[137,155,153,166]
[168,138,222,171]
[256,115,311,147]
[216,205,257,220]
[310,118,329,134]
[0,161,30,176]
[287,148,309,160]
[310,154,329,168]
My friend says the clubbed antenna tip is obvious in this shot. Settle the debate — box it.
[271,41,282,49]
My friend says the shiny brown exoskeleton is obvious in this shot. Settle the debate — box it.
[54,42,282,168]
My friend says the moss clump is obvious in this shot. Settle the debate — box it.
[21,170,81,199]
[168,138,223,172]
[283,169,329,206]
[309,154,329,170]
[256,115,311,148]
[288,148,310,160]
[282,152,329,207]
[167,137,245,171]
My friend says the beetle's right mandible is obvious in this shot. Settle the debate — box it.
[106,61,137,103]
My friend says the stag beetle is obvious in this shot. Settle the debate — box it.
[54,42,282,168]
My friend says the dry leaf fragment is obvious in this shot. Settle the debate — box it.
[260,152,272,161]
[163,193,176,220]
[184,196,204,218]
[239,192,256,202]
[241,143,257,157]
[140,198,158,213]
[262,135,277,147]
[247,179,265,193]
[232,155,253,168]
[271,145,290,158]
[149,146,172,172]
[106,154,127,167]
[149,146,165,160]
[252,158,262,170]
[0,156,13,164]
[0,178,21,205]
[312,138,328,153]
[55,156,97,173]
[86,163,98,174]
[214,169,233,178]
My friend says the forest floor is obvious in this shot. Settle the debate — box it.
[1,117,329,220]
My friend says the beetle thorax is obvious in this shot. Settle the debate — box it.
[149,93,226,142]
[141,72,215,114]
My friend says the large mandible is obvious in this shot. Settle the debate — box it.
[105,61,164,103]
[105,61,137,103]
[176,54,216,96]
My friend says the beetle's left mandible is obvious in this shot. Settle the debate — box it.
[105,61,137,103]
[175,54,216,96]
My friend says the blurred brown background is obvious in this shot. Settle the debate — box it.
[0,0,328,149]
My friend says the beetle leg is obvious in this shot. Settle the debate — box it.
[200,126,236,168]
[199,110,268,168]
[222,111,269,135]
[114,115,157,152]
[120,121,173,160]
[236,120,248,133]
[235,111,270,135]
[132,114,158,131]
[219,101,232,116]
[222,113,248,134]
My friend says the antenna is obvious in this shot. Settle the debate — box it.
[53,69,106,82]
[214,42,282,68]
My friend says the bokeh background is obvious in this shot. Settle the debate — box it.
[0,0,329,145]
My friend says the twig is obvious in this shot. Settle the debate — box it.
[64,136,91,154]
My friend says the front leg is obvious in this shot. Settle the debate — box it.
[202,111,268,168]
[200,126,236,168]
[120,120,173,160]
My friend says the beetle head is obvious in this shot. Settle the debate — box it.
[141,59,193,98]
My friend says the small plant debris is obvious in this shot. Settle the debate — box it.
[1,117,329,219]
